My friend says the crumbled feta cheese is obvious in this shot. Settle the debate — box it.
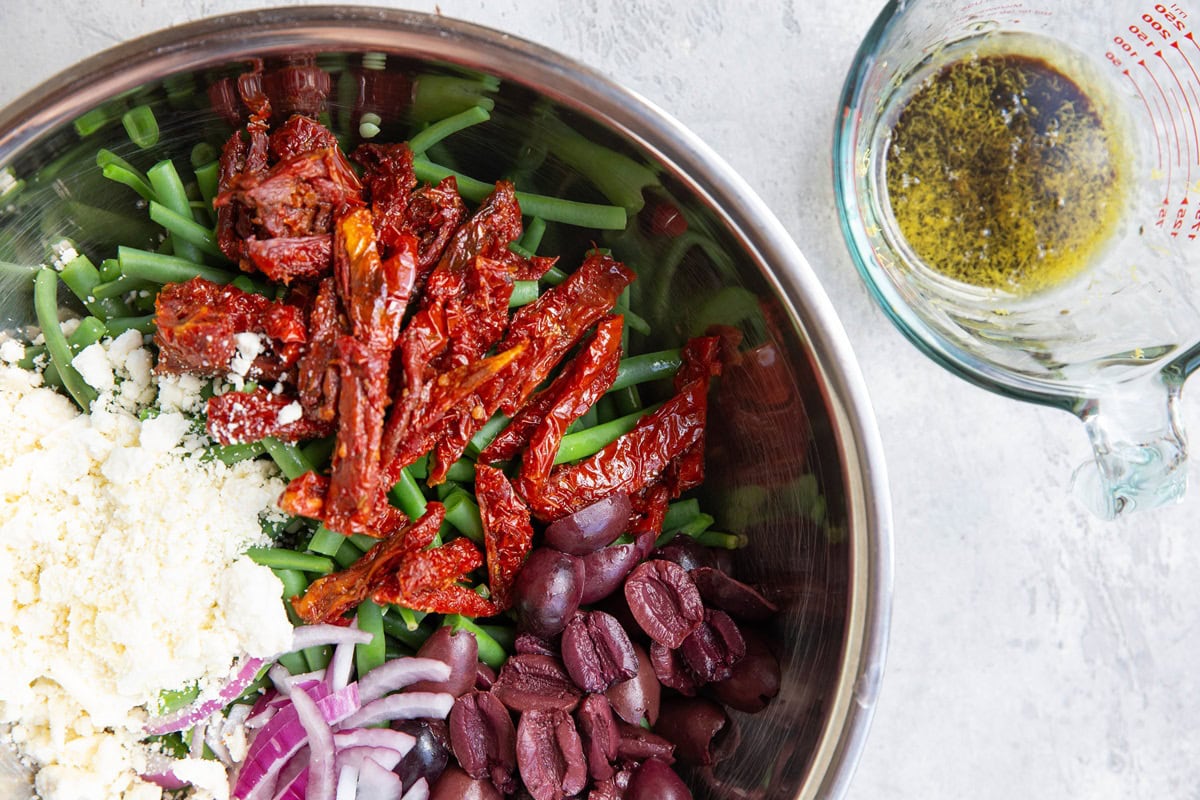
[0,337,25,364]
[228,332,264,378]
[0,331,292,800]
[276,401,303,426]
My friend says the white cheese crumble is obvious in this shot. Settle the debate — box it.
[228,332,264,379]
[0,333,294,800]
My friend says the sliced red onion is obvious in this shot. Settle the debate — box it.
[336,745,403,772]
[332,728,415,756]
[291,624,373,651]
[401,777,430,800]
[328,640,357,692]
[145,656,266,735]
[340,691,454,729]
[141,754,190,791]
[189,719,207,759]
[272,765,308,800]
[288,680,337,800]
[357,757,404,800]
[356,657,452,705]
[336,765,359,800]
[246,705,278,730]
[204,718,233,766]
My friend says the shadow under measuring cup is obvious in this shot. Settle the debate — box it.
[835,0,1200,518]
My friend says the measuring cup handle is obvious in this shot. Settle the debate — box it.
[1072,376,1188,519]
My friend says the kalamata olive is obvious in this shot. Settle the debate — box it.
[561,611,637,693]
[449,691,517,793]
[615,722,675,764]
[476,662,498,691]
[652,535,717,572]
[513,548,585,638]
[605,643,661,725]
[580,532,653,605]
[690,567,779,621]
[393,718,451,790]
[624,560,705,648]
[544,493,633,555]
[625,757,692,800]
[430,766,502,800]
[655,697,739,766]
[408,626,479,697]
[709,628,781,714]
[514,632,559,657]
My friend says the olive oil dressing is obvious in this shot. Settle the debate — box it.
[884,43,1127,293]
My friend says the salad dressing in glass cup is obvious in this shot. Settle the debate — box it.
[836,0,1200,518]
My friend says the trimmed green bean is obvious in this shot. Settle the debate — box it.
[694,530,749,549]
[609,350,682,393]
[332,538,363,570]
[382,609,434,650]
[301,435,336,469]
[59,254,131,319]
[388,467,428,522]
[246,547,334,574]
[75,104,122,137]
[194,161,219,210]
[444,614,507,669]
[122,105,159,148]
[408,105,491,155]
[445,459,476,483]
[443,489,484,543]
[148,161,204,264]
[303,644,333,672]
[541,265,569,286]
[262,437,314,481]
[466,412,510,457]
[554,402,662,464]
[519,217,546,253]
[93,275,154,300]
[662,498,701,532]
[612,385,642,417]
[103,315,156,336]
[98,258,122,282]
[355,600,387,677]
[413,158,627,230]
[34,269,95,409]
[509,280,539,308]
[207,440,267,466]
[117,246,234,286]
[678,513,715,537]
[148,201,223,259]
[97,149,156,202]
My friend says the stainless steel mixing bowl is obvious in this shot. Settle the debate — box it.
[0,7,892,799]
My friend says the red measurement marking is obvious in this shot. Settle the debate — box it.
[1141,58,1182,168]
[1157,49,1199,169]
[1126,68,1164,169]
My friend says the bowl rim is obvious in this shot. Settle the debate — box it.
[0,7,894,798]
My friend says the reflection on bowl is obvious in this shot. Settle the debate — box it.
[0,8,891,799]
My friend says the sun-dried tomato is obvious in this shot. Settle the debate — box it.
[523,336,720,521]
[206,387,333,445]
[244,235,332,285]
[372,536,499,617]
[296,277,346,422]
[628,483,670,536]
[269,113,340,161]
[217,146,364,243]
[154,277,306,380]
[422,253,634,484]
[517,314,623,493]
[278,471,411,538]
[334,208,417,351]
[352,143,418,256]
[404,177,468,277]
[292,502,445,625]
[475,464,534,610]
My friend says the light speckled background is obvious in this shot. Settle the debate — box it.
[4,1,1200,798]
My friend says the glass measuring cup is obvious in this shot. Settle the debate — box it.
[835,0,1200,519]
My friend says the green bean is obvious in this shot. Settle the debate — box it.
[349,533,378,552]
[331,538,363,570]
[299,436,336,470]
[74,103,123,137]
[382,609,434,650]
[262,437,314,481]
[194,161,219,210]
[612,385,642,416]
[148,161,204,264]
[445,459,476,483]
[102,315,155,336]
[519,217,547,253]
[98,258,122,282]
[92,275,154,300]
[444,614,507,669]
[541,265,569,286]
[533,108,658,213]
[466,412,510,457]
[508,241,535,259]
[408,105,491,155]
[355,600,387,677]
[246,547,334,574]
[554,403,662,464]
[304,525,348,556]
[117,246,235,286]
[609,349,682,393]
[413,158,627,230]
[509,280,539,308]
[443,489,484,543]
[593,394,620,425]
[34,269,95,409]
[662,498,701,532]
[207,440,266,466]
[410,74,499,122]
[122,104,160,149]
[59,254,131,319]
[97,149,155,202]
[273,568,308,615]
[191,142,219,170]
[303,644,333,672]
[148,201,223,259]
[694,530,749,549]
[678,513,715,537]
[388,467,428,522]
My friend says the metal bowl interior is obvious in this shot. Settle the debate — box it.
[0,8,892,799]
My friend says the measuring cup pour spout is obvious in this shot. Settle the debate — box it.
[1072,375,1188,519]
